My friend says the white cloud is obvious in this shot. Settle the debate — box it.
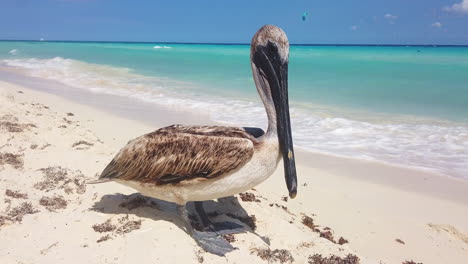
[432,22,443,28]
[350,25,358,31]
[443,0,468,13]
[384,14,398,20]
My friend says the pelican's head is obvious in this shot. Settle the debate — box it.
[250,25,297,199]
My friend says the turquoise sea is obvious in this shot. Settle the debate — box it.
[1,41,467,178]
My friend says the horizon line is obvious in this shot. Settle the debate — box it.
[1,39,467,47]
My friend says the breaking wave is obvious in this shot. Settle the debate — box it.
[3,57,467,178]
[153,45,172,49]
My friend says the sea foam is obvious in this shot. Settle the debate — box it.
[153,45,172,49]
[3,57,467,179]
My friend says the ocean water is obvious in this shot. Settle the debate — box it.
[1,41,467,178]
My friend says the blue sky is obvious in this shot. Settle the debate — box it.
[1,0,467,44]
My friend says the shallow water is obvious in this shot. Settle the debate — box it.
[1,41,467,178]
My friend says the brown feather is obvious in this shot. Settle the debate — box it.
[99,125,259,185]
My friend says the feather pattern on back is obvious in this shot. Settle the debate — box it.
[99,125,260,185]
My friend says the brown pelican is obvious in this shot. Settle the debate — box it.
[94,25,297,255]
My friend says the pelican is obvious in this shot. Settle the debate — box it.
[94,25,297,255]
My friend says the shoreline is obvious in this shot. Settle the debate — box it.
[1,55,467,179]
[0,66,463,182]
[2,68,468,204]
[1,79,468,263]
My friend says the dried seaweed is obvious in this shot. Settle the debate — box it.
[34,166,86,194]
[92,219,116,233]
[338,237,349,245]
[0,115,36,133]
[5,189,28,199]
[239,192,260,202]
[308,254,360,264]
[115,218,142,234]
[302,215,316,230]
[298,241,314,248]
[195,250,204,263]
[320,230,335,243]
[223,234,236,243]
[97,234,112,243]
[39,196,68,211]
[0,152,24,169]
[269,203,292,214]
[34,166,69,191]
[63,118,73,124]
[251,248,294,264]
[2,202,39,224]
[92,215,143,243]
[302,214,349,245]
[39,143,51,150]
[0,121,36,133]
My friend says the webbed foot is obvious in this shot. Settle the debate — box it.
[178,204,240,256]
[192,230,236,256]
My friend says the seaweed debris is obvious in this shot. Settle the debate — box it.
[251,248,294,264]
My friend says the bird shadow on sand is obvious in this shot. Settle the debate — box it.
[90,193,270,245]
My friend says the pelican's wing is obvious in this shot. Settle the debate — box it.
[99,125,258,185]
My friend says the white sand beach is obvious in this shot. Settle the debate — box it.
[1,79,468,264]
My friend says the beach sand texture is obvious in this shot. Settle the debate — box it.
[1,80,468,264]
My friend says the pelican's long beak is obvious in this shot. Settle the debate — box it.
[274,62,297,199]
[251,33,297,199]
[276,75,297,198]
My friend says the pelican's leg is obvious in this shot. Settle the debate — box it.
[176,204,235,256]
[194,201,211,227]
[194,201,245,234]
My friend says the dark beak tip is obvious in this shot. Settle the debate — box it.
[289,189,297,199]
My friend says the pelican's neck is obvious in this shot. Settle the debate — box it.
[263,96,278,138]
[251,62,278,138]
